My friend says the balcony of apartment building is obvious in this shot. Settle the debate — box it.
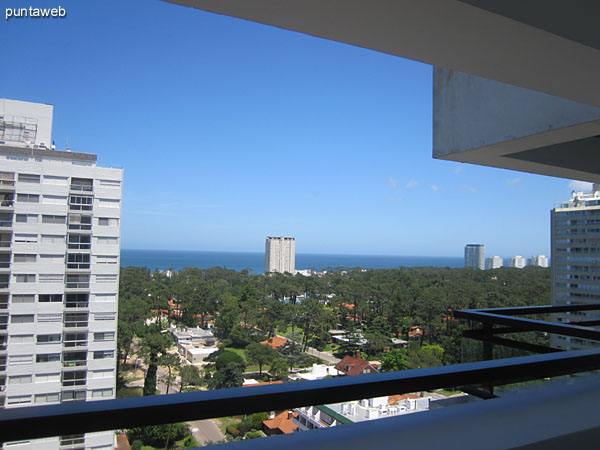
[0,172,15,190]
[67,214,92,232]
[0,213,13,231]
[3,1,600,449]
[0,191,14,210]
[64,293,90,311]
[70,178,93,194]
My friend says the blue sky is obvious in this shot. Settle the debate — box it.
[2,0,590,257]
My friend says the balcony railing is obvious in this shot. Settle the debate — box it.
[70,184,93,192]
[0,200,13,208]
[0,221,12,228]
[2,304,600,446]
[65,282,90,289]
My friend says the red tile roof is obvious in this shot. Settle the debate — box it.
[261,336,288,350]
[334,355,378,376]
[263,411,299,435]
[116,434,132,450]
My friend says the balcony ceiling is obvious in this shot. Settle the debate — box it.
[162,0,600,181]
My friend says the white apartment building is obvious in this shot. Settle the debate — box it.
[551,187,600,350]
[486,256,503,270]
[464,244,485,270]
[0,99,122,450]
[530,255,549,268]
[509,256,527,268]
[265,236,295,274]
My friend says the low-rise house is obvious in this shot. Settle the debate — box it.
[291,364,342,381]
[335,353,378,376]
[261,336,288,351]
[171,326,216,347]
[263,411,299,435]
[180,345,219,365]
[408,326,424,340]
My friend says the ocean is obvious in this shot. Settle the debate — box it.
[120,249,464,274]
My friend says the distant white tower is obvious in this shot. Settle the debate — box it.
[509,255,527,268]
[487,256,503,269]
[530,255,549,267]
[265,237,295,273]
[464,244,485,270]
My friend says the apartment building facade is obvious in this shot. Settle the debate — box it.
[0,99,122,450]
[551,187,600,351]
[265,236,295,274]
[509,255,527,269]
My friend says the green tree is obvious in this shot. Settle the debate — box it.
[381,349,408,372]
[139,329,172,396]
[179,365,202,392]
[127,423,190,449]
[269,356,289,380]
[209,363,244,390]
[158,352,181,394]
[246,342,276,376]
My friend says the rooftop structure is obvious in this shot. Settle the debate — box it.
[334,353,378,377]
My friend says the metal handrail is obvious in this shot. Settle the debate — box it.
[1,348,600,442]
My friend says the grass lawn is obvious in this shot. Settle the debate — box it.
[436,388,463,397]
[117,386,142,398]
[223,347,260,372]
[214,416,241,435]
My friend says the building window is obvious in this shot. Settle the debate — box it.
[14,274,35,283]
[36,353,60,363]
[37,314,63,323]
[11,314,34,323]
[39,254,64,263]
[64,313,88,328]
[91,388,113,398]
[70,178,93,192]
[95,236,118,246]
[6,395,32,405]
[8,375,32,384]
[68,234,91,249]
[15,214,38,224]
[69,195,93,211]
[11,294,35,303]
[39,274,64,283]
[42,215,66,224]
[95,274,117,283]
[42,194,67,205]
[93,312,115,321]
[89,369,114,379]
[94,332,115,342]
[68,214,92,231]
[65,274,90,289]
[37,334,61,344]
[41,234,65,244]
[10,334,34,344]
[63,332,87,347]
[35,373,60,383]
[93,350,114,359]
[97,217,119,226]
[61,392,86,403]
[94,255,118,264]
[67,253,90,269]
[9,354,33,365]
[65,293,88,308]
[16,193,39,203]
[62,370,87,386]
[35,393,60,404]
[13,254,36,263]
[94,293,116,302]
[14,234,37,243]
[18,173,40,184]
[98,179,120,188]
[39,294,63,303]
[97,198,120,208]
[43,175,68,186]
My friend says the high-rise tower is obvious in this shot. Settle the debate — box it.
[551,186,600,350]
[464,244,485,270]
[0,99,122,449]
[265,236,295,274]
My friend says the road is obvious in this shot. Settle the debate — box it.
[188,419,225,446]
[304,346,340,365]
